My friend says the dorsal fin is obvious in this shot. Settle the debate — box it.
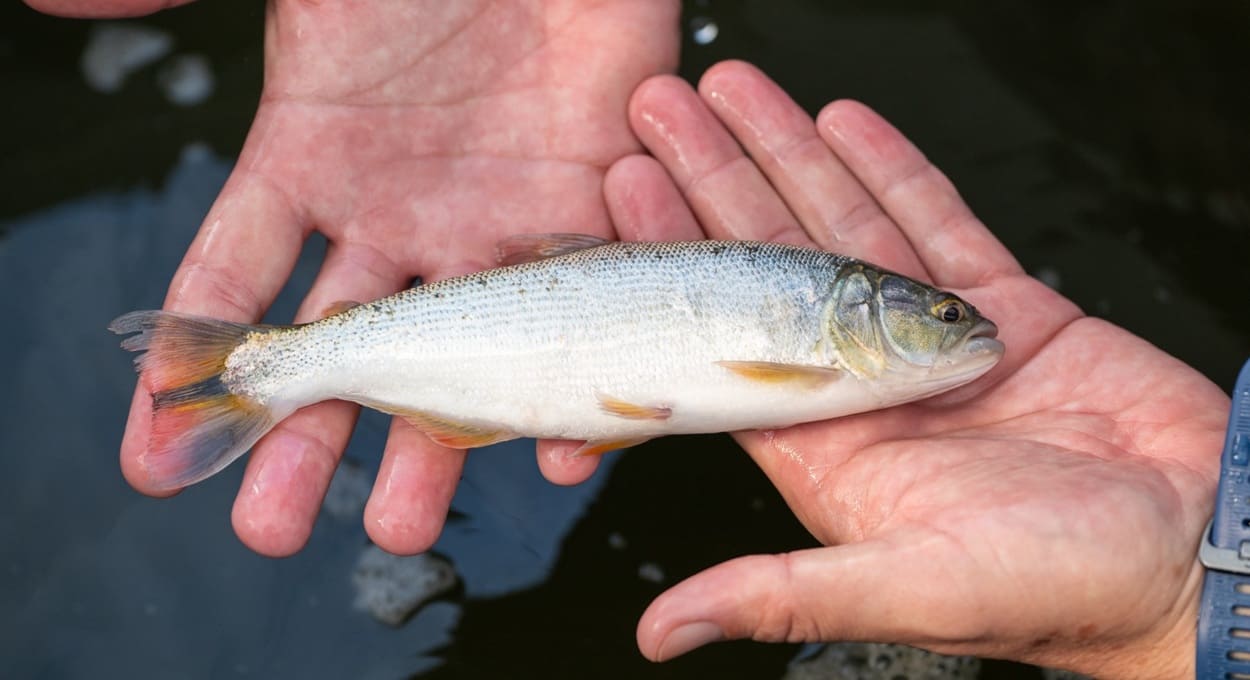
[495,233,611,266]
[319,300,362,318]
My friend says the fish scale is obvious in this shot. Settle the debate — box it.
[241,242,843,434]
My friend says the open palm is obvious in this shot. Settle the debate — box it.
[40,0,679,556]
[610,62,1224,679]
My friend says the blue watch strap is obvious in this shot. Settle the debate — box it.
[1197,358,1250,678]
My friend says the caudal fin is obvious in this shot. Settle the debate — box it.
[109,311,277,490]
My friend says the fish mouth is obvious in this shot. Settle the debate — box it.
[925,318,1002,379]
[962,319,1004,357]
[876,318,1004,401]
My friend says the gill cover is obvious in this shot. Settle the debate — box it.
[825,267,888,378]
[825,265,985,380]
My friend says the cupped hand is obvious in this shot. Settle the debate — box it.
[607,61,1225,679]
[39,0,679,556]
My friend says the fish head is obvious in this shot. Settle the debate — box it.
[824,264,1003,394]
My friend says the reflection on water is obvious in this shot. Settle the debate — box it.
[1,1,1246,678]
[689,16,719,46]
[0,147,619,677]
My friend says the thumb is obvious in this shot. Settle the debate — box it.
[636,540,987,662]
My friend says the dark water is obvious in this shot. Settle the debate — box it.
[1,2,1246,678]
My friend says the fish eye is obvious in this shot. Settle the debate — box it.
[933,299,965,323]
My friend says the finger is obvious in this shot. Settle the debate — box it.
[629,75,810,245]
[604,154,705,242]
[637,540,985,662]
[120,178,305,495]
[166,179,307,320]
[817,100,1023,288]
[364,419,466,554]
[536,439,602,486]
[24,0,196,18]
[354,254,548,553]
[696,61,927,279]
[231,239,410,557]
[549,156,694,485]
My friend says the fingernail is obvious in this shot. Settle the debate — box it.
[657,622,723,661]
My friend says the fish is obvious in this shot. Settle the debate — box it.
[109,234,1004,490]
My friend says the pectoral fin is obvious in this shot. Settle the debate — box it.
[596,393,672,421]
[716,361,843,388]
[496,233,611,266]
[572,438,651,457]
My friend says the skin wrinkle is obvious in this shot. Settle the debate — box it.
[268,2,487,104]
[702,88,766,145]
[869,159,1016,287]
[263,425,339,492]
[371,2,619,111]
[321,239,402,302]
[258,97,621,170]
[680,143,755,197]
[268,3,594,111]
[823,197,890,247]
[342,3,495,103]
[392,14,549,107]
[764,129,831,178]
[761,430,824,488]
[638,106,703,181]
[366,149,607,175]
[771,137,864,235]
[739,552,799,644]
[171,260,267,321]
[874,150,939,212]
[927,426,1194,531]
[1144,424,1223,481]
[904,523,999,639]
[966,258,1021,291]
[896,508,1179,657]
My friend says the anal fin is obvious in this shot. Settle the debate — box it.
[359,400,518,449]
[572,438,651,457]
[403,410,518,449]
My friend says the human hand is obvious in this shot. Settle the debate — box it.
[34,0,679,556]
[605,61,1225,679]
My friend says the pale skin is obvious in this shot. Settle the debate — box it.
[29,0,680,553]
[34,1,1217,676]
[608,63,1220,679]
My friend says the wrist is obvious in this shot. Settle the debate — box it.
[1112,566,1199,680]
[1041,557,1201,680]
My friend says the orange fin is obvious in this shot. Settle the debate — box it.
[596,393,672,420]
[109,310,278,490]
[716,360,843,388]
[496,233,611,266]
[572,438,651,457]
[320,300,361,318]
[395,408,518,449]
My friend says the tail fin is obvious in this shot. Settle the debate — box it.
[109,311,278,490]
